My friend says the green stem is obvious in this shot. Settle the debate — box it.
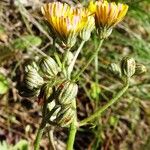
[66,99,77,150]
[68,41,85,78]
[73,39,104,81]
[66,119,77,150]
[95,54,99,108]
[34,121,45,150]
[34,96,48,150]
[79,79,129,126]
[53,39,62,70]
[62,48,71,78]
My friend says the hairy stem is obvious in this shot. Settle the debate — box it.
[62,48,71,78]
[66,118,77,150]
[34,97,48,150]
[95,54,99,108]
[34,121,45,150]
[66,99,77,150]
[79,79,129,126]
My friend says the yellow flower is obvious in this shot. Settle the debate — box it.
[41,2,88,47]
[88,0,97,13]
[89,0,128,38]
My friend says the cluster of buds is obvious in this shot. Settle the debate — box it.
[108,56,147,81]
[47,80,78,127]
[21,56,59,97]
[21,56,78,127]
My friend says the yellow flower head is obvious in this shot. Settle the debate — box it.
[41,2,88,47]
[89,0,128,38]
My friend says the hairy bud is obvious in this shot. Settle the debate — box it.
[120,57,136,78]
[79,16,95,41]
[48,101,61,121]
[108,63,121,77]
[56,80,78,105]
[66,51,74,66]
[38,83,54,103]
[135,64,147,75]
[98,28,112,39]
[55,104,75,127]
[25,61,39,72]
[39,56,59,78]
[24,69,44,90]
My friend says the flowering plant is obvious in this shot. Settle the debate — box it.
[20,1,146,150]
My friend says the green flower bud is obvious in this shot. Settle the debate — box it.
[48,101,61,121]
[66,35,77,48]
[39,56,59,78]
[25,61,39,72]
[135,64,147,75]
[56,80,78,105]
[120,57,136,78]
[55,104,75,127]
[24,69,44,90]
[38,83,54,101]
[66,51,74,66]
[98,28,112,39]
[108,63,121,77]
[79,16,95,41]
[48,100,56,112]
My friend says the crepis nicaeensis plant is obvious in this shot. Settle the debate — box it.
[19,1,147,150]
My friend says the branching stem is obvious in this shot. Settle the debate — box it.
[79,79,129,127]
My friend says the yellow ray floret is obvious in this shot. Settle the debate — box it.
[89,0,128,28]
[41,2,88,46]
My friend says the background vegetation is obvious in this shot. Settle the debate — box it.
[0,0,150,149]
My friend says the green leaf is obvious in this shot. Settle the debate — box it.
[0,73,9,95]
[12,35,42,50]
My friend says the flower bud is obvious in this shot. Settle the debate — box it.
[135,64,147,75]
[25,61,39,72]
[66,35,77,48]
[79,16,95,41]
[107,63,121,77]
[38,83,53,101]
[39,56,59,78]
[55,104,75,127]
[56,80,78,105]
[120,57,136,78]
[24,69,44,90]
[48,101,61,121]
[98,28,112,39]
[66,51,74,66]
